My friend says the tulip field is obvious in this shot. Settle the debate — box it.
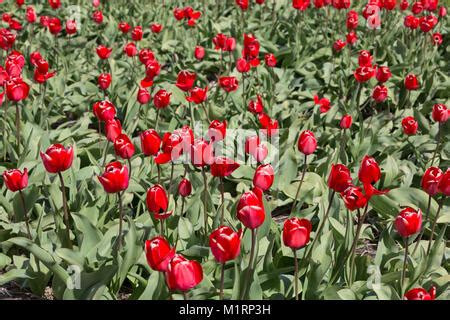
[0,0,449,301]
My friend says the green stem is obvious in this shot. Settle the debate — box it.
[58,172,72,249]
[202,167,209,235]
[240,228,257,300]
[412,194,431,255]
[117,192,124,250]
[15,103,21,153]
[401,237,409,296]
[219,263,225,300]
[219,177,225,226]
[19,190,32,240]
[291,154,308,214]
[293,249,299,300]
[426,196,445,255]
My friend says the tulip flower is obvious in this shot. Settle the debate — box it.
[219,76,239,93]
[178,178,192,198]
[114,133,135,161]
[26,6,37,23]
[340,115,353,129]
[165,254,203,293]
[186,86,207,107]
[93,100,116,122]
[191,139,214,167]
[253,164,274,191]
[210,226,242,299]
[395,207,422,293]
[140,129,161,157]
[354,66,375,82]
[5,78,29,102]
[404,74,419,90]
[245,135,268,163]
[96,45,112,59]
[431,104,448,123]
[118,21,131,33]
[144,236,175,272]
[176,70,196,92]
[92,10,103,24]
[40,144,75,248]
[194,45,205,60]
[66,20,77,35]
[248,95,264,114]
[283,217,312,300]
[400,0,409,10]
[432,32,443,46]
[422,167,443,196]
[358,155,381,185]
[401,116,418,135]
[340,185,368,211]
[297,130,317,155]
[124,42,138,57]
[264,54,277,67]
[313,95,332,113]
[131,26,143,41]
[405,287,436,300]
[438,169,450,196]
[328,164,352,193]
[372,85,388,103]
[333,39,346,52]
[49,0,61,9]
[2,168,31,238]
[346,32,358,45]
[375,66,392,83]
[153,89,171,109]
[150,23,163,33]
[105,118,122,143]
[358,50,373,67]
[137,87,151,105]
[97,73,111,91]
[146,185,172,236]
[346,10,359,30]
[208,120,226,143]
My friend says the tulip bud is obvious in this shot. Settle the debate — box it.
[150,23,163,33]
[131,26,143,41]
[146,184,171,219]
[114,134,135,159]
[375,66,392,83]
[358,50,372,67]
[186,87,207,104]
[93,100,116,122]
[191,139,214,167]
[209,226,242,263]
[354,66,375,82]
[124,42,138,57]
[283,217,312,250]
[333,39,346,52]
[297,130,317,155]
[237,205,265,229]
[421,167,443,196]
[98,161,129,193]
[404,74,419,90]
[105,118,122,143]
[431,104,448,123]
[97,73,111,91]
[178,178,192,197]
[40,144,74,173]
[358,155,381,184]
[219,76,239,92]
[2,168,28,192]
[96,45,112,59]
[118,21,131,33]
[140,129,161,156]
[153,89,171,109]
[395,207,422,238]
[137,87,151,104]
[194,45,205,60]
[145,236,175,272]
[340,114,353,129]
[236,58,250,73]
[248,95,264,114]
[372,85,388,103]
[328,164,352,192]
[253,164,274,191]
[401,116,418,135]
[264,53,277,67]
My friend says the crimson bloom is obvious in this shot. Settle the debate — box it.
[2,168,28,192]
[328,164,352,193]
[92,10,103,24]
[210,156,240,177]
[5,78,29,102]
[421,167,443,196]
[194,46,205,60]
[150,23,163,33]
[237,204,265,229]
[137,87,151,104]
[314,95,332,113]
[93,100,116,122]
[354,66,375,82]
[375,66,392,83]
[146,184,172,219]
[65,20,77,34]
[395,207,422,238]
[208,120,227,143]
[145,236,175,272]
[341,185,368,211]
[236,58,250,73]
[438,169,450,196]
[153,89,171,109]
[405,74,419,90]
[190,139,214,167]
[131,26,143,41]
[358,50,373,67]
[358,155,381,184]
[140,129,161,156]
[114,134,135,159]
[245,135,268,163]
[178,178,192,197]
[431,104,448,123]
[118,21,131,33]
[96,45,112,59]
[346,10,359,30]
[265,54,277,67]
[219,76,239,92]
[98,73,111,90]
[105,119,122,143]
[40,144,74,174]
[209,226,242,263]
[253,164,275,191]
[402,116,418,135]
[297,130,317,155]
[283,218,312,250]
[405,287,436,300]
[248,95,264,114]
[176,70,196,92]
[186,87,207,104]
[340,115,353,129]
[372,85,388,103]
[333,39,346,52]
[98,161,129,193]
[124,42,138,57]
[165,254,203,292]
[293,0,311,10]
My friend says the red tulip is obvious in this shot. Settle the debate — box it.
[412,1,424,14]
[186,87,207,104]
[346,10,359,30]
[65,20,77,34]
[194,45,205,60]
[5,78,29,102]
[176,70,196,92]
[293,0,311,10]
[236,58,250,73]
[219,76,239,92]
[405,287,436,300]
[245,135,268,163]
[96,45,112,59]
[98,73,111,90]
[283,218,312,250]
[153,89,171,109]
[314,95,332,113]
[372,85,388,103]
[48,17,62,34]
[145,236,175,272]
[208,120,227,143]
[237,205,265,229]
[237,188,264,213]
[328,164,352,192]
[265,54,277,67]
[92,10,103,24]
[340,185,368,211]
[358,50,373,67]
[346,31,358,45]
[432,32,443,46]
[105,118,122,143]
[150,23,163,33]
[375,66,392,83]
[140,129,161,156]
[2,168,28,192]
[146,184,172,219]
[236,0,249,10]
[40,144,74,173]
[26,6,37,23]
[209,226,242,263]
[439,6,447,17]
[48,0,61,9]
[431,104,448,123]
[400,0,409,10]
[438,169,450,196]
[404,15,420,29]
[421,167,443,196]
[137,87,151,104]
[93,100,116,122]
[354,66,375,82]
[114,134,135,159]
[98,161,129,193]
[333,39,346,52]
[178,178,192,197]
[395,207,422,238]
[248,95,264,114]
[131,26,143,41]
[124,42,138,57]
[402,116,418,135]
[142,60,160,86]
[253,164,275,191]
[333,0,350,9]
[358,155,381,184]
[258,113,279,137]
[297,130,317,155]
[118,21,131,33]
[405,74,419,90]
[419,15,438,33]
[165,254,203,292]
[383,0,397,10]
[340,114,353,129]
[210,156,240,177]
[190,139,214,167]
[173,8,185,20]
